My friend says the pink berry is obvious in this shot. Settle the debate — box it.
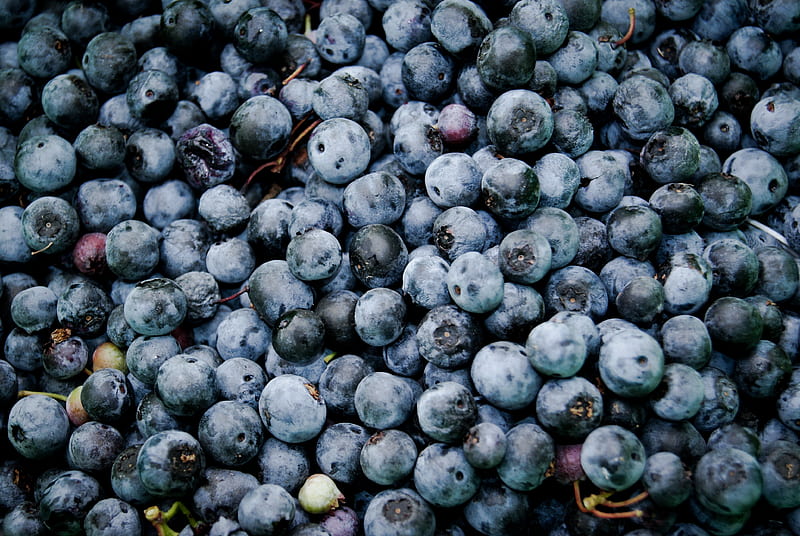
[72,232,108,276]
[436,103,478,146]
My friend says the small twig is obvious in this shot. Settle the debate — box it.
[612,8,636,48]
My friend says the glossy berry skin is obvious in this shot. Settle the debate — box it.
[160,0,217,60]
[487,89,553,155]
[136,429,206,497]
[81,367,134,425]
[612,75,675,141]
[694,447,762,516]
[38,470,102,536]
[229,95,292,161]
[199,400,264,467]
[7,394,70,460]
[234,7,287,64]
[481,158,540,221]
[476,26,536,92]
[348,224,408,289]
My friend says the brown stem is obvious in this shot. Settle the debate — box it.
[612,8,636,48]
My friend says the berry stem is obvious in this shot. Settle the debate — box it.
[612,8,636,48]
[214,285,250,304]
[600,490,649,508]
[18,390,68,402]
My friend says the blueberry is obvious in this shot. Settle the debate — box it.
[694,447,762,516]
[497,229,552,285]
[353,287,406,347]
[56,280,114,336]
[759,440,800,510]
[363,488,435,536]
[599,328,665,398]
[126,334,181,385]
[447,251,504,314]
[10,285,57,334]
[307,118,371,185]
[0,68,36,129]
[726,26,783,81]
[476,25,536,92]
[248,259,315,326]
[230,95,292,162]
[463,481,529,536]
[7,394,70,459]
[348,224,408,289]
[313,72,369,121]
[535,376,603,441]
[544,265,609,320]
[358,429,416,486]
[641,452,692,509]
[104,220,160,281]
[259,374,326,443]
[176,123,237,190]
[123,277,188,336]
[486,89,553,155]
[15,134,76,193]
[81,367,134,424]
[137,429,206,497]
[753,247,800,304]
[496,422,554,492]
[198,400,264,467]
[612,75,675,141]
[510,0,569,55]
[483,281,545,341]
[750,96,800,158]
[581,424,646,492]
[315,422,369,484]
[354,371,416,429]
[547,31,598,85]
[414,443,480,507]
[471,341,541,411]
[432,206,487,261]
[38,470,102,536]
[574,150,627,214]
[481,157,540,221]
[67,420,124,474]
[316,13,365,65]
[392,120,444,176]
[381,0,433,53]
[17,24,72,80]
[532,152,580,209]
[343,171,407,228]
[692,367,740,434]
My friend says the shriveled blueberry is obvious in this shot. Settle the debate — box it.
[176,123,237,189]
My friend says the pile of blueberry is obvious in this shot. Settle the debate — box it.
[1,0,800,534]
